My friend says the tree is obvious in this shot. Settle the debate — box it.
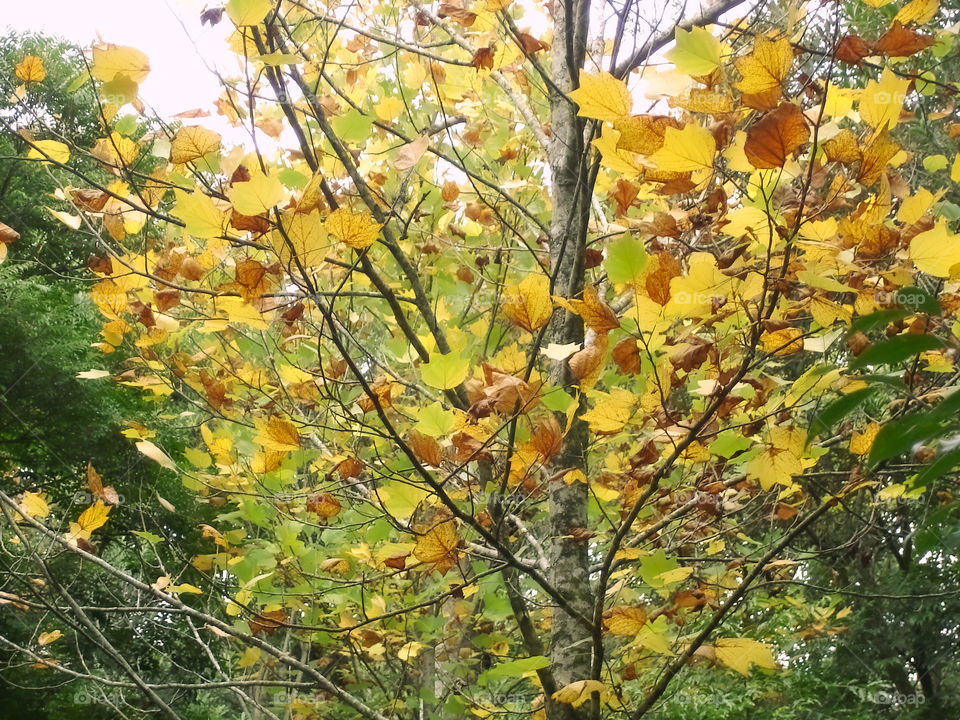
[3,0,960,718]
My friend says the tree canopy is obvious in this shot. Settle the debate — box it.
[2,0,960,718]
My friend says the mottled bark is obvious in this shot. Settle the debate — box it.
[545,0,593,715]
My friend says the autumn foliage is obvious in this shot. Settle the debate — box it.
[3,0,960,717]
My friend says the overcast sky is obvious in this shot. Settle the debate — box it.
[3,0,233,116]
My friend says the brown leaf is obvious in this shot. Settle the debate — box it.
[248,609,286,636]
[333,457,364,479]
[179,257,206,282]
[874,21,935,58]
[438,3,477,26]
[470,47,495,70]
[744,103,811,169]
[516,32,547,54]
[530,414,563,462]
[153,289,181,312]
[0,222,20,244]
[71,189,109,212]
[645,251,682,305]
[612,337,642,375]
[834,35,872,65]
[87,254,113,274]
[230,209,271,234]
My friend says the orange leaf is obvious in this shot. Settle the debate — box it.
[744,103,810,169]
[413,520,460,575]
[874,21,935,58]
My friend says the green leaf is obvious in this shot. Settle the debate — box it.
[849,334,944,370]
[132,530,163,544]
[415,402,457,437]
[912,447,960,488]
[332,109,374,144]
[666,27,722,76]
[808,387,878,442]
[420,351,469,390]
[923,154,948,173]
[604,233,648,285]
[849,309,909,335]
[868,416,944,466]
[709,431,753,458]
[481,655,550,682]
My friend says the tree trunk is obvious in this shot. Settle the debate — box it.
[546,0,593,715]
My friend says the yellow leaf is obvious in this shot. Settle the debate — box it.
[734,37,794,97]
[859,68,909,131]
[714,638,777,676]
[850,422,881,455]
[568,71,632,121]
[909,220,960,277]
[228,173,285,216]
[15,56,46,83]
[746,426,806,491]
[581,388,636,434]
[274,211,328,267]
[168,583,203,595]
[38,630,63,646]
[413,520,460,574]
[135,440,177,471]
[169,126,222,164]
[604,606,647,635]
[255,415,301,452]
[91,45,150,84]
[649,124,716,172]
[894,0,939,25]
[93,133,139,167]
[552,680,606,708]
[325,207,382,249]
[172,190,227,239]
[374,97,404,122]
[76,501,111,535]
[897,187,938,224]
[27,140,69,165]
[502,274,553,332]
[20,492,50,519]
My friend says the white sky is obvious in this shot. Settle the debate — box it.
[3,0,234,117]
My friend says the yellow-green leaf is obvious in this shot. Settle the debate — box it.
[227,0,274,25]
[666,27,722,77]
[172,190,227,239]
[228,173,285,216]
[421,351,470,390]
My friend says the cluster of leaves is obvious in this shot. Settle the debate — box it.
[3,0,960,717]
